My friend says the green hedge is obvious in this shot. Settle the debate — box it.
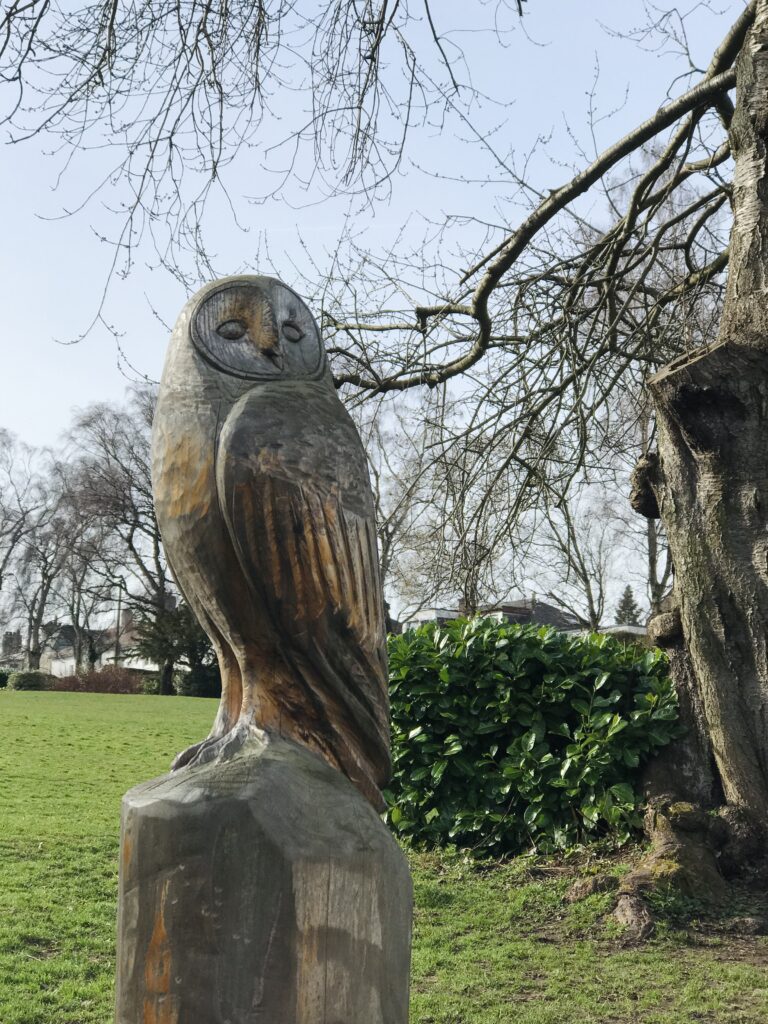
[8,670,53,691]
[386,618,678,855]
[0,667,11,689]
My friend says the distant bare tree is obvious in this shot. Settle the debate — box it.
[610,406,673,619]
[392,405,536,617]
[52,472,115,672]
[65,385,177,692]
[533,488,616,631]
[0,431,45,594]
[351,396,437,626]
[10,479,67,669]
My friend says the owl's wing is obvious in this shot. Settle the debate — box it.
[216,380,391,801]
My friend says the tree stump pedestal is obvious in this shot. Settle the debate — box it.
[114,732,412,1024]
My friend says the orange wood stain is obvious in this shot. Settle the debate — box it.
[142,999,179,1024]
[163,436,213,520]
[143,881,180,1024]
[122,835,133,873]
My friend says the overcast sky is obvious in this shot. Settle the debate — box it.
[0,1,738,449]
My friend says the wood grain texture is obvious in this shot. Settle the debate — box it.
[115,733,412,1024]
[151,276,390,808]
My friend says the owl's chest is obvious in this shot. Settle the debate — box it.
[152,399,220,525]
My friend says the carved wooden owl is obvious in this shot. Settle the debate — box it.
[152,276,390,809]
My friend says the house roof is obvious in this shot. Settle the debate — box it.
[482,600,582,630]
[42,621,113,657]
[402,597,582,632]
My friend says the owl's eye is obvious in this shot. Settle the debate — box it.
[282,321,304,343]
[216,319,248,341]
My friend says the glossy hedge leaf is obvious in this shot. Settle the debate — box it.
[386,618,678,855]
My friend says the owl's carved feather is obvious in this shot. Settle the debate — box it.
[217,382,390,806]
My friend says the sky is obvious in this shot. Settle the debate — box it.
[0,1,741,449]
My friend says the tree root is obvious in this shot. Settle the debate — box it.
[611,800,722,942]
[610,798,768,942]
[614,893,655,942]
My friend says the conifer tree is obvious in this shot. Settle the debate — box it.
[615,586,642,626]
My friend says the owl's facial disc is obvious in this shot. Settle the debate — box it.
[191,279,324,381]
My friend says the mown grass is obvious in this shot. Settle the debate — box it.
[1,690,767,1023]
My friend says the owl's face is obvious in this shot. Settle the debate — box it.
[190,277,325,381]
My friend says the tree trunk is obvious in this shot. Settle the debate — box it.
[72,628,85,674]
[620,4,768,928]
[26,613,42,670]
[651,0,768,822]
[158,658,175,696]
[87,634,98,672]
[650,344,768,820]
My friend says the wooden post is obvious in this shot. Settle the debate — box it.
[115,733,412,1023]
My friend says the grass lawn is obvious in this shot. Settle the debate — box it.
[1,691,767,1023]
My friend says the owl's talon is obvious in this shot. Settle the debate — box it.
[171,722,252,772]
[171,736,220,771]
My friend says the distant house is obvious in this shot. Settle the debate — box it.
[40,611,171,678]
[38,623,88,677]
[401,607,465,630]
[481,598,582,631]
[401,596,582,633]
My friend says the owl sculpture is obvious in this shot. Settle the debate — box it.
[152,276,390,810]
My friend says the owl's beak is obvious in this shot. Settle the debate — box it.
[256,337,283,367]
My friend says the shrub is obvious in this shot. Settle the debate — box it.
[8,670,53,691]
[0,667,11,689]
[49,674,84,692]
[386,618,678,855]
[50,667,146,694]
